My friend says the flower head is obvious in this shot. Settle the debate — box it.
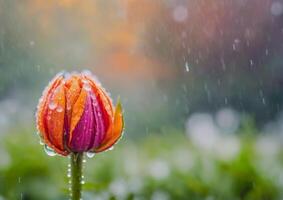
[36,71,124,156]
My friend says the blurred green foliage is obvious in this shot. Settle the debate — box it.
[0,126,282,200]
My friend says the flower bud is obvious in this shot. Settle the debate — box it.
[36,72,124,156]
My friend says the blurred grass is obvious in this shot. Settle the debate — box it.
[0,126,282,200]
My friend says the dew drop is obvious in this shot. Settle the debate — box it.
[44,145,56,156]
[86,152,95,158]
[81,180,85,184]
[39,139,44,145]
[48,102,57,110]
[67,104,72,110]
[82,79,88,84]
[56,106,63,112]
[108,146,114,151]
[83,83,91,91]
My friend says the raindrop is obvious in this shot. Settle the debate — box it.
[262,98,266,105]
[81,180,85,184]
[271,1,283,16]
[224,97,228,105]
[86,152,95,158]
[82,159,86,163]
[185,62,190,72]
[234,38,240,43]
[44,145,56,156]
[56,106,63,112]
[172,5,188,22]
[48,102,57,110]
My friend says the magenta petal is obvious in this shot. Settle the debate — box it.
[89,94,106,149]
[70,93,95,152]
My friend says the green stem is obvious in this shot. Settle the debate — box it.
[70,153,83,200]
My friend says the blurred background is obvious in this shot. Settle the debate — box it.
[0,0,283,199]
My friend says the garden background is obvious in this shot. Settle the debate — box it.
[0,0,283,199]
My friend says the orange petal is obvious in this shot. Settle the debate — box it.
[68,88,87,145]
[37,75,62,138]
[37,75,68,156]
[94,99,124,152]
[65,76,82,130]
[46,83,66,153]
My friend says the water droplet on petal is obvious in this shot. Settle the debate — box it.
[67,104,72,110]
[56,106,63,112]
[44,145,56,156]
[86,152,95,158]
[82,79,88,84]
[108,146,114,151]
[83,83,91,91]
[49,102,57,110]
[39,139,44,145]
